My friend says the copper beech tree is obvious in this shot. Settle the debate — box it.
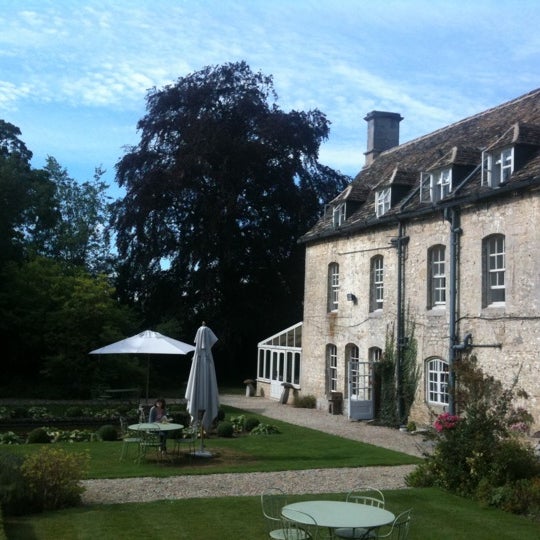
[112,61,349,376]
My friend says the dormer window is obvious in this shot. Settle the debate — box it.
[482,146,513,187]
[420,167,452,203]
[434,168,452,200]
[375,188,391,217]
[332,203,346,228]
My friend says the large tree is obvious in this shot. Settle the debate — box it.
[36,157,113,274]
[0,120,56,267]
[113,61,349,378]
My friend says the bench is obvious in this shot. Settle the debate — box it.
[98,387,141,402]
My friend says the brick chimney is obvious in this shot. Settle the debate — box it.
[364,111,403,166]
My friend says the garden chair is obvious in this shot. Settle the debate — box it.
[119,416,142,462]
[173,425,197,458]
[375,509,412,540]
[334,486,385,539]
[281,508,319,540]
[137,425,164,463]
[261,487,292,539]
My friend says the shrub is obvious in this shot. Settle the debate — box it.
[96,424,118,441]
[216,421,234,438]
[10,407,28,419]
[293,394,316,409]
[230,415,246,433]
[27,407,50,420]
[21,447,89,512]
[407,355,540,517]
[171,410,191,427]
[0,453,33,515]
[245,416,260,432]
[64,406,84,417]
[216,406,226,422]
[0,432,23,445]
[26,428,51,444]
[250,423,280,435]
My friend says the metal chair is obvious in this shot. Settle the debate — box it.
[173,425,197,457]
[281,508,318,540]
[119,416,142,462]
[137,424,163,463]
[375,509,412,540]
[334,487,385,539]
[261,487,292,540]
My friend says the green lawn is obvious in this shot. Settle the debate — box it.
[1,405,539,538]
[4,489,540,539]
[0,406,420,479]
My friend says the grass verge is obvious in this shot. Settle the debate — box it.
[4,488,540,539]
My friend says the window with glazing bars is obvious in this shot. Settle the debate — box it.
[428,245,446,308]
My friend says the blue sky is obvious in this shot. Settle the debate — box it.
[1,0,539,199]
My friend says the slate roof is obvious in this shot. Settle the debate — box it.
[300,88,540,244]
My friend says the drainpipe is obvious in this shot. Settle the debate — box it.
[445,207,461,415]
[393,222,409,424]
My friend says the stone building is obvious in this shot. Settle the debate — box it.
[256,89,540,431]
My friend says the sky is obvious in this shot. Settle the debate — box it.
[1,0,540,200]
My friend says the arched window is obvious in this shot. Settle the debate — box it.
[426,358,449,405]
[327,263,339,312]
[482,234,505,307]
[368,347,382,362]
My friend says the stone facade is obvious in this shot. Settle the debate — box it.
[297,89,540,431]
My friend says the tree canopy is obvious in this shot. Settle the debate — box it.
[0,122,136,396]
[113,61,349,377]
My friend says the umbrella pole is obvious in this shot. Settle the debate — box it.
[195,409,212,458]
[146,356,150,405]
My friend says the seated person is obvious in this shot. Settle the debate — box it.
[149,398,168,452]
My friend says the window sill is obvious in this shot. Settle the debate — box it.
[427,306,446,316]
[482,303,506,313]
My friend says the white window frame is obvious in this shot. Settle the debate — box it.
[375,188,391,217]
[327,344,338,393]
[426,358,449,405]
[482,147,514,187]
[333,203,346,228]
[483,234,505,306]
[370,255,384,311]
[327,263,339,312]
[433,168,452,201]
[428,245,446,308]
[368,346,382,362]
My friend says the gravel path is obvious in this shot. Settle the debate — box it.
[81,395,423,505]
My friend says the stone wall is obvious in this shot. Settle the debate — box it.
[301,191,540,430]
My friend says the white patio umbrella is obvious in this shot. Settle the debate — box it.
[89,330,195,402]
[185,322,219,457]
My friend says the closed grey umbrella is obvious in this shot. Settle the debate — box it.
[185,322,219,457]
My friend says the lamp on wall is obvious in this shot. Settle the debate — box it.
[346,293,357,303]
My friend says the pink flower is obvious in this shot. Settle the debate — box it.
[434,412,460,432]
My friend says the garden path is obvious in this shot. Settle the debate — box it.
[81,395,424,505]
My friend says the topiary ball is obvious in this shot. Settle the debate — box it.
[26,428,51,444]
[65,406,84,418]
[245,416,260,432]
[97,424,118,441]
[217,421,234,438]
